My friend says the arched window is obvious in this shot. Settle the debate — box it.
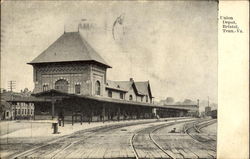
[129,95,133,101]
[55,79,69,93]
[75,84,81,94]
[43,84,48,92]
[95,81,101,95]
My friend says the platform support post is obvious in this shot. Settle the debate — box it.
[118,106,120,122]
[52,99,55,120]
[102,105,105,123]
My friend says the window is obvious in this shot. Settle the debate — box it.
[75,84,81,94]
[31,109,33,115]
[129,95,133,101]
[27,109,30,115]
[146,95,148,102]
[18,109,20,115]
[22,109,24,115]
[43,84,49,92]
[95,81,101,95]
[6,112,9,117]
[120,93,124,99]
[108,90,112,98]
[35,69,38,82]
[141,96,143,102]
[55,79,68,93]
[24,109,26,115]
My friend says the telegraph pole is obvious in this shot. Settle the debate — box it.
[208,96,210,107]
[8,80,16,92]
[8,81,16,120]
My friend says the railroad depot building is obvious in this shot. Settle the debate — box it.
[24,30,198,122]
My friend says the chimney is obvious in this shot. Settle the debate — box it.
[129,78,134,82]
[79,19,95,38]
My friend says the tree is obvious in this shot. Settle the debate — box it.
[183,99,192,104]
[23,88,29,93]
[166,97,174,104]
[175,101,182,105]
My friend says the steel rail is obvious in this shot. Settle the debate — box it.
[12,119,183,159]
[185,119,217,153]
[131,119,197,159]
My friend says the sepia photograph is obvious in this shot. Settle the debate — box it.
[1,0,221,158]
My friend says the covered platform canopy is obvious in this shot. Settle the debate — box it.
[32,89,196,110]
[7,89,198,121]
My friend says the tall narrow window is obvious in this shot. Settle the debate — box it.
[146,95,148,102]
[129,95,133,101]
[95,81,101,95]
[141,96,143,102]
[34,69,38,82]
[108,90,112,98]
[75,84,81,94]
[43,84,48,92]
[120,93,124,99]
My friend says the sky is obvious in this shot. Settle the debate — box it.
[1,1,218,108]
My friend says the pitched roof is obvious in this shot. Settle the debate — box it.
[109,80,153,97]
[1,92,44,102]
[134,81,149,95]
[0,100,11,111]
[112,81,133,91]
[106,80,127,92]
[28,32,111,68]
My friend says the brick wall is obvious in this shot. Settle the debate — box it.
[33,62,92,95]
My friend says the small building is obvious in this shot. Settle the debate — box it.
[0,100,12,120]
[205,106,212,116]
[1,92,36,120]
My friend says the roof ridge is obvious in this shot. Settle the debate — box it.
[78,33,94,61]
[28,32,111,68]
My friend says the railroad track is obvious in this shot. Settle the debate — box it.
[185,119,217,152]
[183,118,210,133]
[13,118,191,159]
[131,119,196,159]
[194,119,217,133]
